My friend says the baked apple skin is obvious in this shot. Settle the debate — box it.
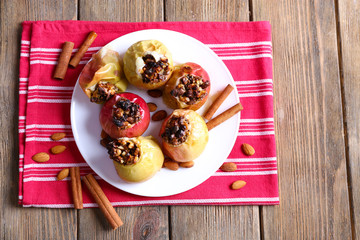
[109,136,164,182]
[163,62,210,111]
[100,93,150,139]
[160,109,209,162]
[79,47,127,104]
[123,40,174,90]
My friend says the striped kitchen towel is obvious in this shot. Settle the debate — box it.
[19,21,278,207]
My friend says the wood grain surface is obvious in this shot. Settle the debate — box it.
[337,0,360,239]
[1,0,359,239]
[252,0,352,239]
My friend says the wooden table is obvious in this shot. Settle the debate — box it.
[1,0,359,239]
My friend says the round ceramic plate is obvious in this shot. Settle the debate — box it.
[71,29,240,197]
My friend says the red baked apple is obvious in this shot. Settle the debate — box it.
[100,93,150,138]
[159,109,209,162]
[163,62,210,110]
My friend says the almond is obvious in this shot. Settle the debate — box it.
[220,162,237,172]
[231,180,246,190]
[32,152,50,162]
[241,143,255,156]
[179,161,194,168]
[57,168,69,180]
[101,130,108,139]
[147,89,162,98]
[51,145,66,154]
[51,132,66,141]
[147,102,157,112]
[164,161,179,171]
[152,110,167,121]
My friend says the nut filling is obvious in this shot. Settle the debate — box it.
[140,54,170,84]
[112,98,141,129]
[90,82,119,103]
[107,139,140,165]
[161,116,190,145]
[170,74,209,105]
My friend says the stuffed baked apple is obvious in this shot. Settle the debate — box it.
[106,136,164,182]
[79,47,127,103]
[160,109,209,162]
[100,93,150,139]
[123,40,173,89]
[163,62,210,110]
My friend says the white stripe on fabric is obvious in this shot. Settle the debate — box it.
[24,163,89,169]
[19,90,28,94]
[30,60,88,65]
[21,40,30,45]
[207,41,272,48]
[19,154,24,158]
[238,131,275,136]
[226,157,277,163]
[241,118,274,123]
[213,170,277,176]
[19,116,26,120]
[25,137,75,142]
[27,98,71,103]
[19,78,29,82]
[18,195,23,200]
[22,197,280,208]
[28,86,74,91]
[30,46,102,53]
[235,167,277,171]
[213,46,272,51]
[237,92,273,98]
[220,53,272,60]
[235,79,273,85]
[19,168,24,172]
[26,124,72,129]
[19,129,25,133]
[20,53,30,57]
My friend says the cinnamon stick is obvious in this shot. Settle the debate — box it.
[69,31,97,68]
[83,174,123,230]
[53,41,74,80]
[206,103,243,131]
[203,84,234,120]
[70,167,83,209]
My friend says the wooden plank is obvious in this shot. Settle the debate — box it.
[337,1,360,239]
[77,1,169,239]
[252,0,352,239]
[0,0,77,239]
[165,1,261,239]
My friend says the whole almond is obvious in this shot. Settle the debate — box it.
[220,162,237,172]
[164,161,179,171]
[147,102,158,112]
[57,168,69,180]
[241,143,255,156]
[152,110,167,121]
[32,152,50,162]
[179,161,194,168]
[51,145,66,154]
[231,180,247,190]
[147,89,162,98]
[51,132,66,141]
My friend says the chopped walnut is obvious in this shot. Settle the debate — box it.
[107,138,140,165]
[90,82,118,103]
[161,115,190,145]
[170,74,209,105]
[141,54,170,84]
[112,98,141,129]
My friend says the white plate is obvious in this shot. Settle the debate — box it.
[71,29,240,197]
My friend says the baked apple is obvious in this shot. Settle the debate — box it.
[106,136,164,182]
[163,62,210,110]
[100,93,150,139]
[160,109,209,162]
[79,47,127,104]
[123,40,173,89]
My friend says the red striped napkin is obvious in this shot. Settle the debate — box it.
[19,21,279,207]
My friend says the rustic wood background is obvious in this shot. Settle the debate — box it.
[1,0,359,239]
